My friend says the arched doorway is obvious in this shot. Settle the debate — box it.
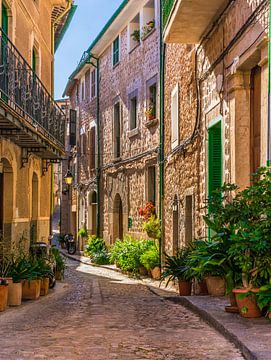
[172,195,179,255]
[0,158,14,258]
[88,191,97,235]
[30,172,38,244]
[113,193,123,242]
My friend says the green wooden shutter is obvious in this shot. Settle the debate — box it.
[208,121,222,195]
[2,5,8,36]
[32,49,36,74]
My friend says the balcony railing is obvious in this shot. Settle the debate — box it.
[162,0,175,29]
[0,28,65,149]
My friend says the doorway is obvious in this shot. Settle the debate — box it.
[113,193,123,242]
[172,195,179,255]
[88,191,97,235]
[30,173,38,244]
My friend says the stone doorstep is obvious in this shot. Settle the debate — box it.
[61,251,271,360]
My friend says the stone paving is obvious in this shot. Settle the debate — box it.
[0,260,244,360]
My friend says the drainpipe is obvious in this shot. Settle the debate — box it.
[268,0,271,166]
[159,1,165,265]
[96,58,101,237]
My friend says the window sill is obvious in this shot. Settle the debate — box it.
[128,128,140,138]
[129,42,140,54]
[112,157,122,163]
[141,28,156,42]
[113,61,120,69]
[145,118,158,128]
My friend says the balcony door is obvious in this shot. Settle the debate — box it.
[30,173,38,244]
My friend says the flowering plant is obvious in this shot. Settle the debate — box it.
[145,104,155,120]
[138,202,155,220]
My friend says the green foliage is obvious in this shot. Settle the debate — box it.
[255,284,271,317]
[52,248,66,277]
[131,29,140,42]
[85,236,107,257]
[110,236,155,274]
[142,215,161,239]
[91,250,110,265]
[140,245,160,270]
[78,227,88,238]
[160,248,194,286]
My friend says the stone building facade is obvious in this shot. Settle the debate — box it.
[0,0,75,256]
[163,0,269,253]
[64,0,160,246]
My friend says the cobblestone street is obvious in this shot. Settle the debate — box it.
[0,260,244,360]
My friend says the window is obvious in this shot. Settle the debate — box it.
[113,102,121,158]
[129,90,138,130]
[128,14,140,52]
[147,166,156,205]
[185,195,193,245]
[32,48,37,74]
[171,84,179,149]
[81,80,85,101]
[146,76,157,121]
[88,126,96,169]
[112,36,120,66]
[69,109,77,147]
[2,4,8,36]
[208,120,222,196]
[91,69,96,99]
[142,0,155,39]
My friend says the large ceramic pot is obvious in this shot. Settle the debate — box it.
[205,276,225,296]
[233,288,261,318]
[0,284,8,311]
[8,282,22,306]
[40,277,49,296]
[22,279,41,300]
[178,280,192,296]
[151,267,161,280]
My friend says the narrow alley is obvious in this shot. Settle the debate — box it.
[0,260,243,360]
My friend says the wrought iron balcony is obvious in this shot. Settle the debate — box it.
[0,28,65,160]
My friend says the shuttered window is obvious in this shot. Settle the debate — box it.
[113,36,120,66]
[88,127,96,169]
[208,121,222,196]
[70,109,77,147]
[171,84,179,149]
[2,5,8,36]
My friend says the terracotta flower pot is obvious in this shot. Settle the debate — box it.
[8,282,22,306]
[205,276,225,296]
[0,284,8,311]
[178,280,192,296]
[40,277,49,296]
[198,280,209,295]
[139,266,148,276]
[22,279,41,300]
[233,288,261,318]
[151,267,161,280]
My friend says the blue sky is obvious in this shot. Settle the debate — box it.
[54,0,123,100]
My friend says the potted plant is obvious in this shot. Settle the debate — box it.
[145,104,155,121]
[37,259,54,296]
[255,284,271,318]
[142,215,161,239]
[0,278,8,311]
[20,257,42,300]
[160,248,193,296]
[52,248,66,280]
[141,20,155,39]
[131,29,140,43]
[140,245,160,280]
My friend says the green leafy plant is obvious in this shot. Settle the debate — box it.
[91,250,110,265]
[160,248,193,287]
[255,284,271,317]
[85,236,107,258]
[52,248,66,278]
[140,245,160,270]
[142,215,161,239]
[131,29,140,42]
[110,236,155,274]
[78,227,88,238]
